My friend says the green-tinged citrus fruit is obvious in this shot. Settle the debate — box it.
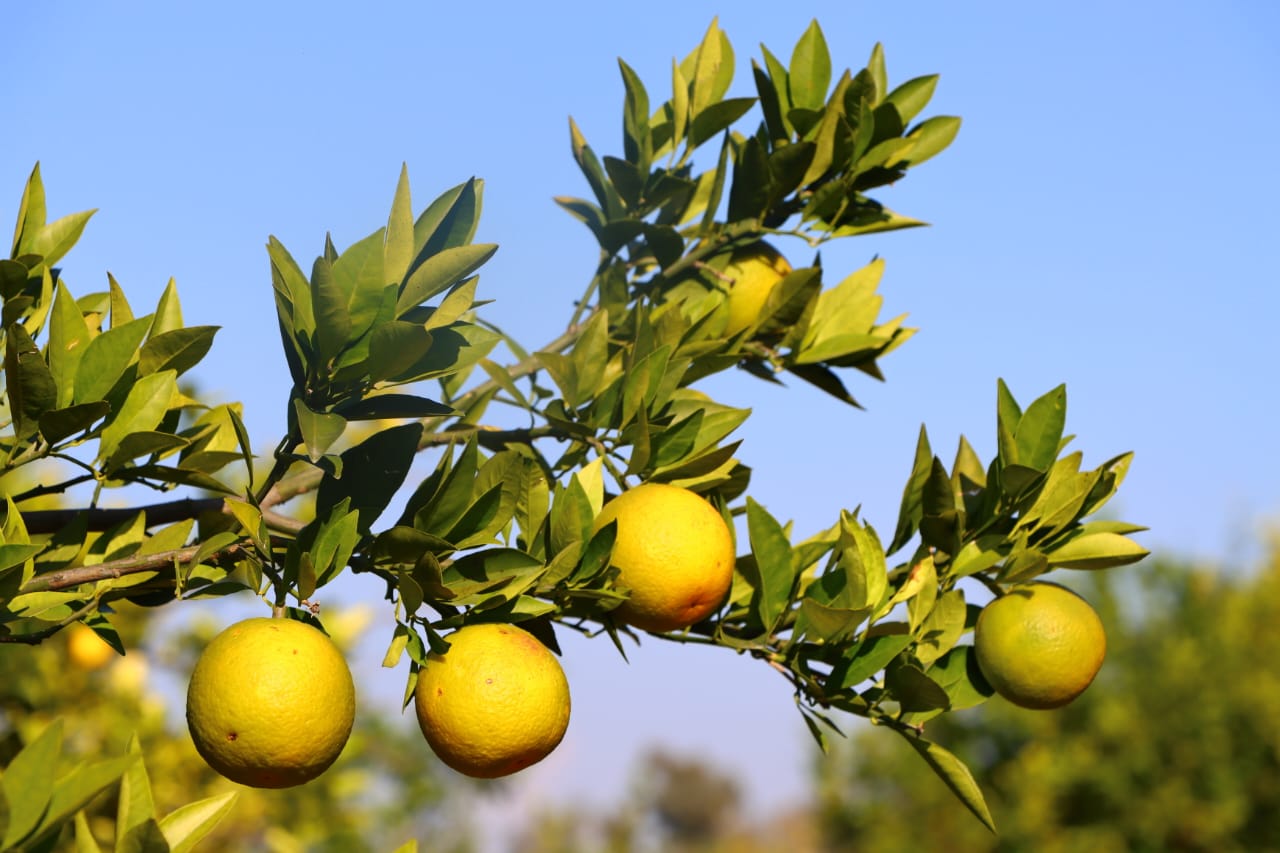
[721,242,793,336]
[592,482,735,632]
[975,582,1107,710]
[186,617,356,788]
[414,623,570,779]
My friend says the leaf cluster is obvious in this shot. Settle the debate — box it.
[0,720,235,852]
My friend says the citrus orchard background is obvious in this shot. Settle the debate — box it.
[4,1,1279,847]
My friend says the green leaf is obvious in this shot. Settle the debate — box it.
[158,791,238,853]
[618,59,652,169]
[308,253,347,366]
[75,811,102,853]
[149,278,184,338]
[885,74,939,124]
[698,132,732,234]
[759,45,793,138]
[799,258,884,354]
[896,729,997,834]
[744,498,794,634]
[12,163,47,257]
[951,536,1007,578]
[115,735,155,853]
[789,19,832,111]
[889,425,932,554]
[906,646,994,724]
[866,43,887,103]
[668,58,690,154]
[107,273,135,328]
[688,18,732,117]
[391,321,499,384]
[1047,531,1150,570]
[903,115,962,166]
[30,756,138,851]
[224,500,270,558]
[688,97,757,148]
[309,505,361,589]
[550,476,594,556]
[795,598,867,643]
[30,209,97,269]
[0,719,62,849]
[411,178,484,271]
[97,370,177,464]
[886,659,951,712]
[39,401,110,445]
[47,281,92,409]
[915,589,967,666]
[727,135,772,222]
[829,631,911,689]
[366,320,434,384]
[293,399,346,462]
[408,438,475,536]
[444,482,507,550]
[73,316,152,405]
[268,236,315,335]
[995,377,1022,462]
[317,422,424,533]
[384,164,415,285]
[1014,384,1066,472]
[567,311,610,404]
[422,276,479,332]
[837,515,889,612]
[137,326,218,378]
[1017,452,1092,534]
[0,543,47,577]
[444,548,545,605]
[335,394,453,421]
[126,464,236,495]
[103,430,190,472]
[5,323,58,441]
[919,456,962,555]
[568,118,624,221]
[396,244,497,317]
[381,623,412,667]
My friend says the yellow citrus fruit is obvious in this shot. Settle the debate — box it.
[185,617,356,788]
[721,242,793,336]
[592,483,735,632]
[414,623,570,779]
[67,623,116,671]
[974,582,1107,710]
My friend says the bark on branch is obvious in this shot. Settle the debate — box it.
[17,541,250,594]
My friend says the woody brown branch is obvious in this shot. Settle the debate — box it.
[19,498,306,535]
[17,541,250,594]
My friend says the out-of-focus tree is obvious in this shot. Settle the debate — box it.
[814,543,1280,852]
[0,601,476,852]
[515,749,819,853]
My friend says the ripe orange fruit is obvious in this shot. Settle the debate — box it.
[721,242,793,336]
[67,623,116,671]
[974,582,1107,710]
[414,623,570,779]
[592,483,735,632]
[185,617,356,788]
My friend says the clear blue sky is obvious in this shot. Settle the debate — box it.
[6,0,1279,839]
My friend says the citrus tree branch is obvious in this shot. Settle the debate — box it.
[17,541,250,594]
[19,497,306,536]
